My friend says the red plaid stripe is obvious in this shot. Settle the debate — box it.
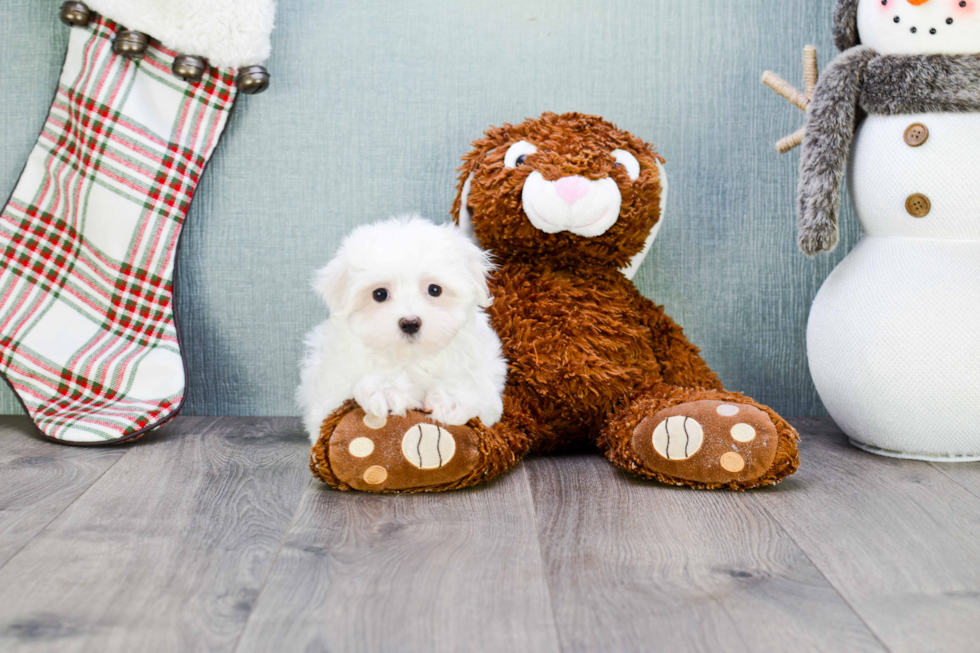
[0,14,238,442]
[0,207,82,295]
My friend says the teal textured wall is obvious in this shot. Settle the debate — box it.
[0,0,858,417]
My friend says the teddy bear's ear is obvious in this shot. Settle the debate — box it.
[312,254,353,319]
[456,173,476,239]
[620,160,669,280]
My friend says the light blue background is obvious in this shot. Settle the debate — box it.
[0,0,857,417]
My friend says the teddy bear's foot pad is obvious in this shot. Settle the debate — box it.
[632,400,779,486]
[327,409,482,492]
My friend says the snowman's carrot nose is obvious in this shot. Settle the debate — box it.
[906,0,931,5]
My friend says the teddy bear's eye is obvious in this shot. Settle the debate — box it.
[372,288,388,302]
[504,141,538,168]
[611,149,641,181]
[428,284,442,297]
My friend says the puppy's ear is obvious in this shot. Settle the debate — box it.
[313,255,353,318]
[459,236,494,308]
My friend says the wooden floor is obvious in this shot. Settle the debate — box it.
[1,417,979,652]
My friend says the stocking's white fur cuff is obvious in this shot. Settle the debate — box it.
[85,0,276,68]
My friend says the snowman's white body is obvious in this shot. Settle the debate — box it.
[808,112,980,459]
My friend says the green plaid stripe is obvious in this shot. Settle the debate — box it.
[0,14,237,443]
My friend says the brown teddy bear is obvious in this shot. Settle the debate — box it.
[311,112,800,492]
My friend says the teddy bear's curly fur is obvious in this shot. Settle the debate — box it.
[310,112,800,492]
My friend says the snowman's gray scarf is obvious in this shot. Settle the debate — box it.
[797,47,980,255]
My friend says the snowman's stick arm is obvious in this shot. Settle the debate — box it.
[803,45,819,97]
[776,126,806,155]
[762,71,809,112]
[762,45,818,152]
[798,46,876,256]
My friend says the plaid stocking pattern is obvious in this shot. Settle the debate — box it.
[0,15,237,443]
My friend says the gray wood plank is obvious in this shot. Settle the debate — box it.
[929,460,980,502]
[526,452,885,653]
[0,417,310,652]
[236,465,561,653]
[0,416,128,568]
[759,418,980,653]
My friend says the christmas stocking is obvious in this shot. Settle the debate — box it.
[0,1,275,444]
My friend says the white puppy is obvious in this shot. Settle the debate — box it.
[297,214,507,444]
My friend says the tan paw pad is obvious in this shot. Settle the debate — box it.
[720,452,745,473]
[363,465,388,485]
[716,404,740,417]
[363,413,387,429]
[402,424,456,469]
[651,416,704,460]
[730,423,756,443]
[348,437,375,458]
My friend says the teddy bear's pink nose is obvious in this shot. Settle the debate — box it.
[554,176,590,206]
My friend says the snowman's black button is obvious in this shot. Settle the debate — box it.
[906,194,931,218]
[904,123,929,147]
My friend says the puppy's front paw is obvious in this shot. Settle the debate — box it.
[353,377,419,418]
[424,389,479,426]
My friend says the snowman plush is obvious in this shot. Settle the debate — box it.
[789,0,980,460]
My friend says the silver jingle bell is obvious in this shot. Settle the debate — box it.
[236,66,270,95]
[60,1,92,27]
[173,55,207,82]
[114,30,149,60]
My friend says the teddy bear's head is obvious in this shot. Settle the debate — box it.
[452,112,666,275]
[835,0,980,54]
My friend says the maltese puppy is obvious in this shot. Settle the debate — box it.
[298,214,507,444]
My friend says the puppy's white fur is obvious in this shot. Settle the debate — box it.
[298,215,507,444]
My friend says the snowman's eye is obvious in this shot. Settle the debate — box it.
[504,141,537,168]
[611,149,640,181]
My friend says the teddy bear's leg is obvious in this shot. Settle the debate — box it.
[600,386,800,490]
[310,399,530,493]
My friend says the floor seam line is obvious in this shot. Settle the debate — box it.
[231,474,314,653]
[928,464,980,502]
[524,461,570,653]
[0,441,132,573]
[756,498,893,653]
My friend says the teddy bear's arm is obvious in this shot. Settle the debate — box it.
[634,295,723,391]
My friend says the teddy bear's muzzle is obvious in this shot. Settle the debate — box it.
[521,171,622,238]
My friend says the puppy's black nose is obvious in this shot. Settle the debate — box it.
[399,317,422,335]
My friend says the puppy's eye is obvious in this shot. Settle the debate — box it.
[504,141,537,168]
[372,288,389,302]
[611,149,641,181]
[428,284,442,297]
